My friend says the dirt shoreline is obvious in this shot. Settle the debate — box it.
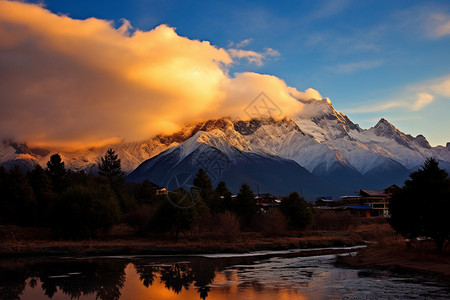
[337,243,450,283]
[2,222,449,284]
[0,233,365,258]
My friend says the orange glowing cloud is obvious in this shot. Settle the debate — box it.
[0,0,318,149]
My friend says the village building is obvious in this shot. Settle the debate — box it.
[315,184,401,217]
[255,193,281,209]
[340,184,401,217]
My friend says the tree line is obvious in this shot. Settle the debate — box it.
[389,158,450,253]
[0,149,313,239]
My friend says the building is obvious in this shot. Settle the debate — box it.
[341,184,401,217]
[153,186,168,195]
[255,193,281,209]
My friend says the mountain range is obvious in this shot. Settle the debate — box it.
[2,97,449,200]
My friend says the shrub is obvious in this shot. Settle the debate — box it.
[256,208,288,237]
[213,211,241,241]
[313,211,353,230]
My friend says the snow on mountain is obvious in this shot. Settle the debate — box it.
[2,95,449,197]
[128,130,349,199]
[0,141,39,171]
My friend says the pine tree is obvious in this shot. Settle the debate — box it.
[214,181,232,213]
[98,149,123,181]
[236,183,258,227]
[46,153,67,192]
[280,192,312,230]
[390,158,450,253]
[192,168,215,209]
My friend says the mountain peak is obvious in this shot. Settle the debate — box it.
[414,134,431,149]
[375,118,392,127]
[370,118,414,149]
[373,118,397,132]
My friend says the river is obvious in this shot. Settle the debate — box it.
[1,246,449,299]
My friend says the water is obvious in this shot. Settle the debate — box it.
[1,247,449,300]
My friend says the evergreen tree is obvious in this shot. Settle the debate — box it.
[98,149,132,212]
[46,153,66,192]
[151,188,196,240]
[280,192,312,230]
[214,181,232,213]
[192,168,215,210]
[390,158,450,252]
[235,183,258,227]
[98,149,123,181]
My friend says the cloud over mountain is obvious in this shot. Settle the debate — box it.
[0,0,314,149]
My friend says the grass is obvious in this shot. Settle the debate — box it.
[337,222,450,282]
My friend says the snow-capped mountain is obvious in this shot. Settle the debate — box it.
[128,98,449,197]
[2,96,449,199]
[127,129,349,199]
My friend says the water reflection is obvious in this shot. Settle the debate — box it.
[0,259,127,300]
[1,249,449,300]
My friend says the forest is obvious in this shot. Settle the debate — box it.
[0,149,313,239]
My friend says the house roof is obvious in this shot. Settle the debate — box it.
[348,205,372,210]
[359,189,388,197]
[318,199,338,203]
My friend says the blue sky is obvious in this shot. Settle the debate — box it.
[8,0,450,146]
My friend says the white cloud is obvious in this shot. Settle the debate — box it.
[411,93,434,111]
[236,38,253,48]
[427,13,450,38]
[289,87,323,101]
[347,93,435,114]
[227,49,265,66]
[227,47,280,66]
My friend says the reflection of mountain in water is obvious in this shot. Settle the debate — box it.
[0,259,127,300]
[0,255,260,300]
[1,251,448,300]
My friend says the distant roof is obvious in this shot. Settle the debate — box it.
[340,195,361,199]
[359,189,388,197]
[318,199,338,202]
[348,205,372,210]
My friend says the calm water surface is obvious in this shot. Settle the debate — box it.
[1,247,449,300]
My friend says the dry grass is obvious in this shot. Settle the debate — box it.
[338,222,450,282]
[255,209,288,237]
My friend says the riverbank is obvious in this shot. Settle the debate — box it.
[337,237,450,283]
[3,219,450,284]
[1,217,392,257]
[0,230,365,257]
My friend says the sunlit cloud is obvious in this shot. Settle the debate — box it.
[347,93,434,113]
[426,13,450,38]
[236,38,253,48]
[427,75,450,97]
[227,47,280,66]
[289,88,323,101]
[332,60,383,74]
[0,0,303,150]
[411,93,434,111]
[399,6,450,39]
[348,73,450,114]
